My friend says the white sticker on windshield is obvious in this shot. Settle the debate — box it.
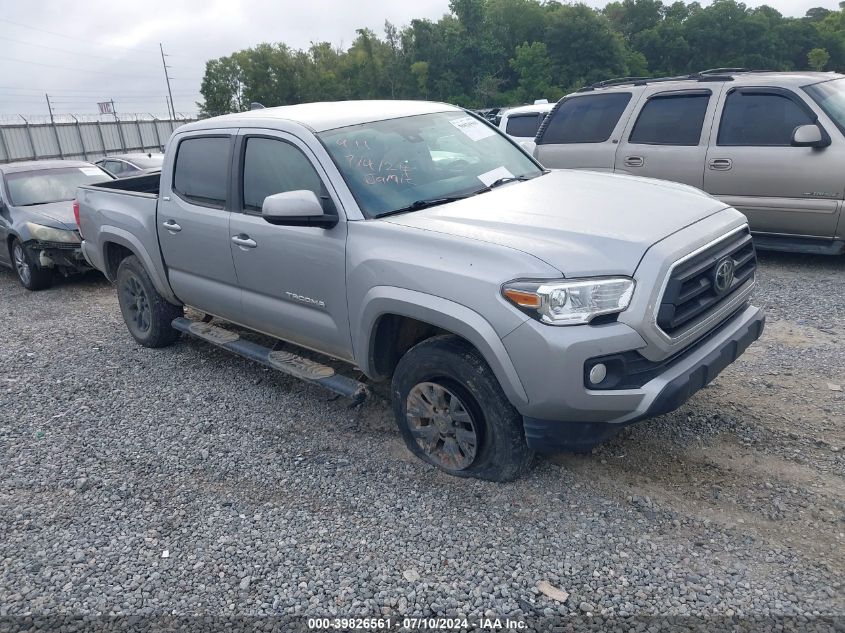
[477,166,515,187]
[80,167,103,176]
[449,116,496,142]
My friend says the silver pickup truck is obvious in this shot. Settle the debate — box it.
[76,100,764,481]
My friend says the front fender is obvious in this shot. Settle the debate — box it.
[95,225,180,305]
[354,286,529,408]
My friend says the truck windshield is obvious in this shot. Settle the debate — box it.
[6,166,110,206]
[805,78,845,136]
[318,111,544,218]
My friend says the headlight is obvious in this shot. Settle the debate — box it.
[25,223,80,244]
[502,277,635,325]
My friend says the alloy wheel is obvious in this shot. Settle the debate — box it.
[13,243,31,286]
[406,381,479,470]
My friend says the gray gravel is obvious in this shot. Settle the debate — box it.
[0,253,843,632]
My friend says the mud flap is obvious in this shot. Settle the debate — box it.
[172,317,368,406]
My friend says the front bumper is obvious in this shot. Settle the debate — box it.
[26,240,90,274]
[503,304,764,451]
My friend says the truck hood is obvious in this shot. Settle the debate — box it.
[383,170,729,277]
[17,201,77,230]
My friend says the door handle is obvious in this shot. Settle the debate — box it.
[624,156,644,167]
[162,220,182,233]
[231,234,257,249]
[708,158,733,171]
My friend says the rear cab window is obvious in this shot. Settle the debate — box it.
[172,136,232,208]
[537,92,632,144]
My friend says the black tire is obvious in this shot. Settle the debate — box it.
[10,238,53,291]
[391,335,534,482]
[116,255,183,348]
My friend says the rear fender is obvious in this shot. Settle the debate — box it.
[98,226,180,305]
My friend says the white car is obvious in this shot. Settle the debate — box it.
[498,103,555,151]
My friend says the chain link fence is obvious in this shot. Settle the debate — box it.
[0,113,198,164]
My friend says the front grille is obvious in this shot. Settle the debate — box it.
[31,240,81,251]
[657,227,756,336]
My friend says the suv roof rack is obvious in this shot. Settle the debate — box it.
[576,70,746,92]
[696,67,750,75]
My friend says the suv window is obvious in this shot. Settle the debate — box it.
[505,113,542,138]
[173,136,230,208]
[242,137,328,213]
[718,91,814,146]
[629,93,710,146]
[538,93,632,144]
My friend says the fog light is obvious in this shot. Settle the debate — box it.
[589,363,607,385]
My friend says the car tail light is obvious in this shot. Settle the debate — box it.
[73,200,82,237]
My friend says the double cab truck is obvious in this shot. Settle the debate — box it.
[76,100,765,481]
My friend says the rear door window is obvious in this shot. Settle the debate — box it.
[505,113,542,138]
[718,91,814,146]
[629,93,710,146]
[538,93,632,144]
[172,136,231,208]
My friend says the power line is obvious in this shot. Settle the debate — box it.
[0,55,203,80]
[0,87,201,95]
[0,34,175,70]
[0,16,213,63]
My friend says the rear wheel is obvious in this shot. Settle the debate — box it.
[11,238,52,291]
[116,255,183,348]
[391,335,534,481]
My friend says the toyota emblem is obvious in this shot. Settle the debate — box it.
[713,257,736,295]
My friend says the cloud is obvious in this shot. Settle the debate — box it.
[0,0,840,117]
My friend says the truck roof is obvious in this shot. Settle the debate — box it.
[0,159,95,174]
[181,100,463,133]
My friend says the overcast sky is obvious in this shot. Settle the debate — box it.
[0,0,839,119]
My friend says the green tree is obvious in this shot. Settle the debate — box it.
[808,47,831,69]
[509,41,553,102]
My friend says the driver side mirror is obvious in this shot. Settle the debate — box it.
[261,190,338,229]
[791,124,829,148]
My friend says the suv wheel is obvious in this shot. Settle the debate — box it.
[391,335,534,481]
[11,238,52,291]
[116,255,183,348]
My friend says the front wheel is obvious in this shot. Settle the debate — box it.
[391,335,534,481]
[11,239,52,291]
[116,255,183,348]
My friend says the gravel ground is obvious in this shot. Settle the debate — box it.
[0,252,843,632]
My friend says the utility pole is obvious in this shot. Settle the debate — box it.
[45,93,63,159]
[160,43,176,120]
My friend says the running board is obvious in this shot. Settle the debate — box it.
[172,317,369,406]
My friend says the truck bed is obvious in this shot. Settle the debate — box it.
[88,171,160,196]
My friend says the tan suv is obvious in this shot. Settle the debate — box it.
[534,69,845,255]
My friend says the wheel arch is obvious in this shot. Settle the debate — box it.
[355,287,529,408]
[97,227,180,305]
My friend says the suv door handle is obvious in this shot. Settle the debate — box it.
[624,156,644,167]
[708,158,733,170]
[162,220,182,233]
[231,234,257,249]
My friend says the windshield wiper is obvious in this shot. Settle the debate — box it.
[375,172,545,218]
[478,175,533,192]
[377,194,477,218]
